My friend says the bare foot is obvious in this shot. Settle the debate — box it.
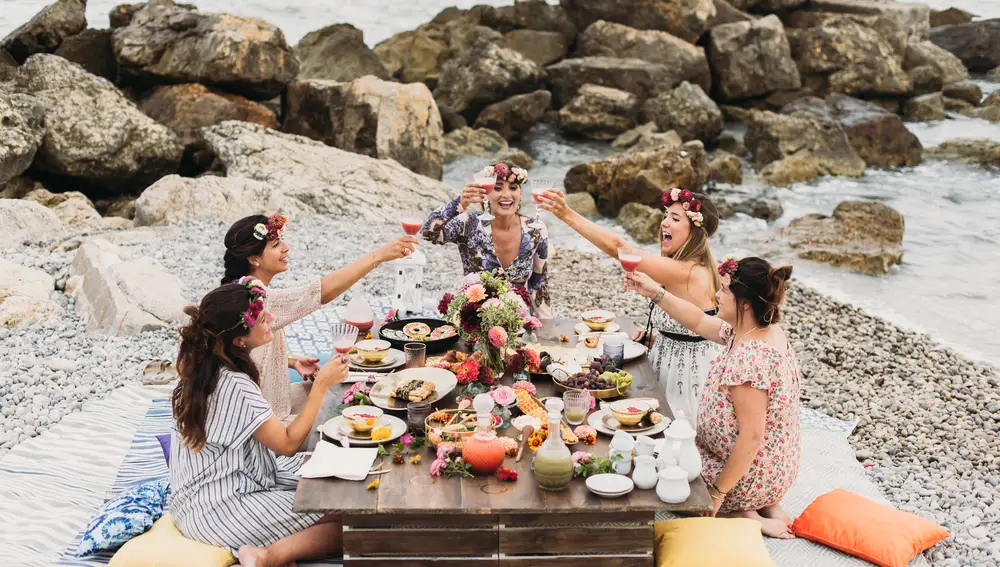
[759,504,793,525]
[238,546,270,567]
[724,510,795,539]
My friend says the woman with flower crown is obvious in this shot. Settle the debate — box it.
[421,161,551,318]
[222,214,417,422]
[538,188,722,418]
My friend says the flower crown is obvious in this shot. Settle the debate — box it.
[253,214,287,241]
[718,255,741,288]
[482,163,528,185]
[224,276,268,333]
[661,188,704,228]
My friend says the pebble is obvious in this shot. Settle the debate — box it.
[970,527,989,539]
[967,516,983,528]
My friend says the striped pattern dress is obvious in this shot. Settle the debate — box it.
[168,368,324,553]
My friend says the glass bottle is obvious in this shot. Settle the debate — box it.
[344,289,374,335]
[532,398,574,491]
[461,393,506,475]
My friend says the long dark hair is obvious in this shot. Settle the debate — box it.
[730,257,793,327]
[173,284,261,451]
[221,215,268,284]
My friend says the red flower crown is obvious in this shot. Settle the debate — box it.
[717,255,741,287]
[253,214,287,241]
[661,188,704,227]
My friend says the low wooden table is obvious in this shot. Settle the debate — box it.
[295,318,712,566]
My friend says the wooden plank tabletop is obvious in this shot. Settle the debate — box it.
[294,317,713,515]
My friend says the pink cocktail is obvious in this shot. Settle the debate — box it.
[331,323,360,356]
[618,247,642,273]
[334,340,354,355]
[472,173,497,222]
[401,221,422,236]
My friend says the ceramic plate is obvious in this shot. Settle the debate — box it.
[586,474,634,498]
[576,337,648,361]
[368,367,458,411]
[574,322,621,335]
[348,349,405,372]
[318,414,406,446]
[588,409,670,438]
[601,412,656,434]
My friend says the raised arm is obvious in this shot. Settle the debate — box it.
[319,237,416,304]
[625,271,726,344]
[421,185,486,246]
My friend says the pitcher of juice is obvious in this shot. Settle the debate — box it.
[462,394,506,475]
[532,398,573,491]
[344,289,374,335]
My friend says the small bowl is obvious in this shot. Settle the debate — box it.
[609,400,650,427]
[581,309,616,331]
[341,405,384,433]
[355,339,392,363]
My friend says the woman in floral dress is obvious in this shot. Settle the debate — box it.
[421,161,551,318]
[627,256,800,539]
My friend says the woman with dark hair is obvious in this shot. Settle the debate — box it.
[421,161,551,318]
[539,188,722,418]
[170,279,349,566]
[626,257,800,538]
[222,214,416,421]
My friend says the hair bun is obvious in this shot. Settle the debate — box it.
[769,265,793,283]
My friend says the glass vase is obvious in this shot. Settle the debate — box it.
[475,339,507,378]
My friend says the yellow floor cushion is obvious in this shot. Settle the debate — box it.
[109,513,235,567]
[655,517,774,567]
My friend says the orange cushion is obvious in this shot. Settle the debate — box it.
[791,489,950,567]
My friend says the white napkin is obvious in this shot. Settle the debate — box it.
[299,440,378,480]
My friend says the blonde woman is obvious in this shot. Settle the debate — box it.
[538,188,722,418]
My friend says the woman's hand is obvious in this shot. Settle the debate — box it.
[460,183,487,211]
[535,189,571,221]
[712,497,723,516]
[314,354,350,391]
[625,270,662,300]
[291,357,321,380]
[374,236,418,264]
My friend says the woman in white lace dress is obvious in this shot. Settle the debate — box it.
[538,188,722,418]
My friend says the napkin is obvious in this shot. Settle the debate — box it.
[298,441,378,480]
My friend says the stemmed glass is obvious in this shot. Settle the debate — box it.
[331,323,359,358]
[472,171,497,223]
[617,246,643,273]
[528,179,554,229]
[400,210,426,262]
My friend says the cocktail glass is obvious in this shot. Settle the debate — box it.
[617,246,643,273]
[400,210,427,262]
[528,179,555,229]
[331,323,359,357]
[472,172,497,223]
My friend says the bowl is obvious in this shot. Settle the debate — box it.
[609,399,650,427]
[581,309,616,331]
[341,405,384,433]
[355,339,392,363]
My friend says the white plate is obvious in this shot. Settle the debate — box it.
[368,367,458,410]
[349,349,405,372]
[587,409,670,438]
[318,414,406,446]
[576,337,648,361]
[586,474,634,498]
[574,322,621,335]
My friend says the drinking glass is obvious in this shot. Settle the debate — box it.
[528,179,554,229]
[404,343,426,369]
[472,172,497,222]
[331,324,359,356]
[562,390,589,425]
[407,401,433,433]
[617,246,643,273]
[603,337,625,369]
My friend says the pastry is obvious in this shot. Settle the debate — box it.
[583,335,600,348]
[430,324,457,339]
[403,322,431,338]
[649,412,664,425]
[391,379,435,402]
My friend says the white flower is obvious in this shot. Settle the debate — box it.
[670,188,681,201]
[503,291,526,309]
[253,223,267,240]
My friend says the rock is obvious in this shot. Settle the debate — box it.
[558,84,638,140]
[201,121,453,218]
[969,527,989,540]
[929,19,1000,72]
[617,202,662,243]
[501,30,569,68]
[565,192,598,217]
[493,148,534,169]
[942,82,982,106]
[781,200,904,275]
[714,134,746,156]
[611,122,658,149]
[438,105,467,133]
[794,0,930,54]
[576,21,710,92]
[134,174,313,226]
[709,151,742,184]
[783,94,922,168]
[374,20,502,87]
[711,0,754,27]
[433,40,542,124]
[473,90,552,140]
[564,140,709,216]
[70,238,187,334]
[0,92,45,184]
[139,83,279,148]
[942,97,973,113]
[14,54,183,192]
[641,81,723,143]
[23,188,103,229]
[744,109,866,185]
[283,76,444,179]
[629,130,684,153]
[443,127,508,162]
[903,93,947,121]
[111,1,298,99]
[931,8,974,28]
[546,56,676,107]
[906,65,943,97]
[0,197,66,248]
[0,0,87,63]
[708,184,783,220]
[924,139,1000,168]
[100,196,137,220]
[904,40,970,85]
[795,18,910,97]
[728,0,805,12]
[295,24,388,82]
[1,50,16,83]
[52,29,117,82]
[989,67,1000,81]
[0,258,61,328]
[709,16,801,102]
[510,1,578,42]
[559,0,716,44]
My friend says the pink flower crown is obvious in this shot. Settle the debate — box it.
[661,188,704,228]
[482,163,528,185]
[231,276,268,332]
[253,214,287,241]
[717,255,741,288]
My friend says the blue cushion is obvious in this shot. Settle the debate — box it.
[74,478,170,557]
[155,434,171,466]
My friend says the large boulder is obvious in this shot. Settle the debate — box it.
[941,81,982,106]
[924,139,1000,169]
[0,0,87,63]
[139,83,279,147]
[546,56,675,107]
[617,202,662,243]
[629,130,684,153]
[23,187,132,229]
[53,29,117,82]
[474,90,551,140]
[295,24,388,82]
[905,65,943,97]
[566,192,599,217]
[433,40,542,124]
[711,0,754,26]
[709,16,801,102]
[559,0,716,43]
[707,184,783,221]
[111,1,298,99]
[443,127,508,162]
[903,93,946,121]
[558,84,638,140]
[903,40,969,85]
[510,0,579,42]
[930,8,974,29]
[0,199,66,248]
[501,30,569,67]
[201,121,453,218]
[374,20,502,86]
[708,151,742,184]
[781,200,904,275]
[14,54,183,191]
[564,140,709,216]
[641,81,723,143]
[793,0,930,54]
[0,92,46,184]
[782,95,922,167]
[576,21,710,92]
[1,51,17,83]
[283,77,444,179]
[928,19,1000,72]
[134,175,314,226]
[959,93,1000,123]
[0,258,62,328]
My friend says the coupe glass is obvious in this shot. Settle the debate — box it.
[331,323,359,356]
[528,179,555,229]
[472,172,497,223]
[617,246,643,273]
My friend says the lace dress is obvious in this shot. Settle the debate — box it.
[647,304,722,420]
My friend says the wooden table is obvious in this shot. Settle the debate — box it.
[295,318,713,566]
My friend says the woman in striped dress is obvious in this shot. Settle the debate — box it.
[170,279,349,566]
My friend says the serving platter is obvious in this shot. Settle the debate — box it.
[379,318,460,353]
[367,367,458,411]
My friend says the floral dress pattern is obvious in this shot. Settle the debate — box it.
[697,323,801,513]
[648,305,722,420]
[421,197,551,318]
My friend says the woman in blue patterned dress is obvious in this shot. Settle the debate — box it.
[421,161,552,318]
[170,279,349,567]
